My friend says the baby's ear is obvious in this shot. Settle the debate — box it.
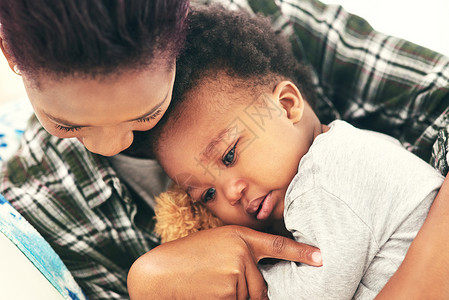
[272,81,305,124]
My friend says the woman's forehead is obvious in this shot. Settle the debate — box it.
[26,65,176,121]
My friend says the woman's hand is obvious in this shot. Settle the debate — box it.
[127,225,322,300]
[376,174,449,299]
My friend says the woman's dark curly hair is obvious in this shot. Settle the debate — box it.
[0,0,189,79]
[146,5,317,157]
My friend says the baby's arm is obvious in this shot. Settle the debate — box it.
[260,189,377,299]
[355,191,435,299]
[376,174,449,298]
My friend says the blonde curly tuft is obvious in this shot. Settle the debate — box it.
[154,185,223,243]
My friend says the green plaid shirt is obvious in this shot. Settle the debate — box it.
[1,0,448,299]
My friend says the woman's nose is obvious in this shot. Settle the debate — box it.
[222,178,247,205]
[82,127,134,156]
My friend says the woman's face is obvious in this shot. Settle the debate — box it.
[22,63,176,156]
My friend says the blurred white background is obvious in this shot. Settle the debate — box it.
[321,0,449,56]
[1,0,449,104]
[0,50,26,104]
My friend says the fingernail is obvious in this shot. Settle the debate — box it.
[312,251,322,264]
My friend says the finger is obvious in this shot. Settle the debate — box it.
[238,227,322,266]
[245,259,268,300]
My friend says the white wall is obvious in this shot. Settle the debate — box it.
[321,0,449,56]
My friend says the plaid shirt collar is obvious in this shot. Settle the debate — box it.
[20,116,125,209]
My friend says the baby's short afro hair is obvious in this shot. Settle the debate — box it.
[171,5,317,110]
[145,4,317,158]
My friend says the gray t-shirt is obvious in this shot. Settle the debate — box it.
[260,120,444,300]
[107,154,171,209]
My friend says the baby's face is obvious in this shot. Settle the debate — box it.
[159,80,311,230]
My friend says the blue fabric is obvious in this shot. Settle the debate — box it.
[0,194,87,299]
[0,97,33,164]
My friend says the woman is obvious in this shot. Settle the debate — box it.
[0,0,448,299]
[0,0,318,298]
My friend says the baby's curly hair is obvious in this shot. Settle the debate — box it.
[150,4,317,151]
[171,5,317,107]
[152,5,318,242]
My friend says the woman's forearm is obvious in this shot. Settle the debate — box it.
[377,173,449,298]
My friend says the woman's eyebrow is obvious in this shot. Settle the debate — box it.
[45,114,86,127]
[45,91,170,127]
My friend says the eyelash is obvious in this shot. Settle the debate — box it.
[137,109,162,123]
[55,124,82,132]
[201,187,216,203]
[55,109,163,132]
[200,140,239,203]
[222,139,239,167]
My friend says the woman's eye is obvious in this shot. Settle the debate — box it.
[201,188,216,203]
[137,109,162,123]
[55,124,82,132]
[222,140,238,167]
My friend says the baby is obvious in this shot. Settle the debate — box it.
[147,6,444,299]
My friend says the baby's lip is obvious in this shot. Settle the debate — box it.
[246,194,268,215]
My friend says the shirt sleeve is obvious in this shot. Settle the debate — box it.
[259,188,379,300]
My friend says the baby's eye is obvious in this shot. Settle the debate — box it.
[222,140,238,167]
[201,187,216,203]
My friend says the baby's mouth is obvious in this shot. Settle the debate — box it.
[256,191,274,221]
[246,194,268,215]
[255,198,265,216]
